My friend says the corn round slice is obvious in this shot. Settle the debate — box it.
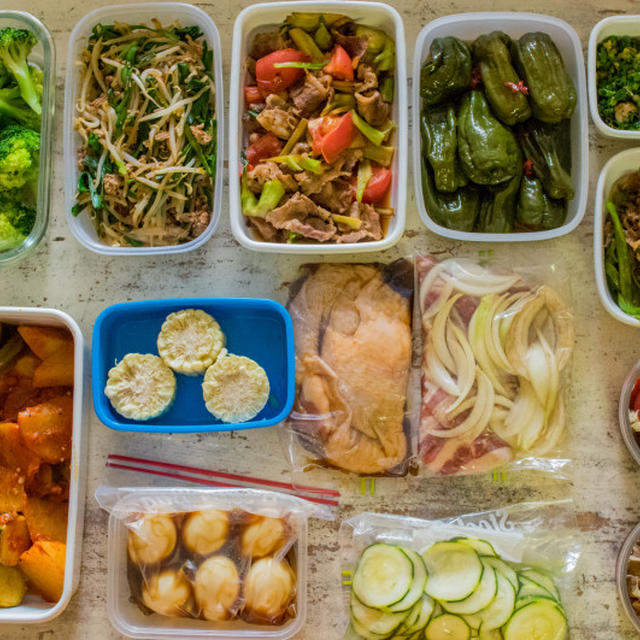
[202,349,270,423]
[105,353,176,420]
[157,309,225,376]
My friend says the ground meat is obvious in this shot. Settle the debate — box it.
[175,201,210,238]
[246,162,297,194]
[355,90,391,127]
[103,173,121,195]
[189,123,212,146]
[153,130,170,142]
[290,73,329,117]
[88,95,108,110]
[616,101,638,124]
[249,31,288,59]
[256,107,299,139]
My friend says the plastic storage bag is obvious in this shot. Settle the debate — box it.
[341,500,581,639]
[416,253,574,476]
[283,260,415,477]
[95,486,326,639]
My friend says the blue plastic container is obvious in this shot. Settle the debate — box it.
[92,298,295,432]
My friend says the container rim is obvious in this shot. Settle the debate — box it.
[617,521,640,634]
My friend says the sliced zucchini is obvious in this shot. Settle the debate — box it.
[479,629,503,640]
[454,537,498,558]
[517,577,554,602]
[425,613,471,640]
[351,594,409,636]
[502,598,567,640]
[518,569,561,601]
[350,616,393,640]
[423,541,483,602]
[477,572,516,631]
[389,549,428,612]
[403,594,435,634]
[442,563,497,615]
[353,543,414,609]
[482,557,518,592]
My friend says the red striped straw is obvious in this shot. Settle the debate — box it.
[106,454,340,508]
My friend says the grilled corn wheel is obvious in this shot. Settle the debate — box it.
[105,353,176,420]
[157,309,225,376]
[202,349,270,423]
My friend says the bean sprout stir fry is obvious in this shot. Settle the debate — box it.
[72,20,217,247]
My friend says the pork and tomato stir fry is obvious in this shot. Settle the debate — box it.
[241,13,396,244]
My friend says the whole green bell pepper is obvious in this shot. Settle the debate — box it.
[420,36,472,106]
[476,170,522,233]
[421,106,468,193]
[516,174,567,229]
[520,120,574,200]
[421,159,480,231]
[472,31,531,126]
[512,32,577,123]
[457,91,522,185]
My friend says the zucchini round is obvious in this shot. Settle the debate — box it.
[502,598,567,640]
[423,541,483,602]
[442,562,497,615]
[425,613,471,640]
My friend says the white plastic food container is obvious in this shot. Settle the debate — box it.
[588,16,640,140]
[229,1,408,254]
[0,307,87,623]
[412,12,589,242]
[62,3,224,256]
[593,147,640,327]
[104,487,310,640]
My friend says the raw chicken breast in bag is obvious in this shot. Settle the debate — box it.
[340,500,581,640]
[284,260,414,477]
[416,254,574,476]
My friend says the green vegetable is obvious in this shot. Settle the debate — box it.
[607,201,638,308]
[421,159,480,231]
[331,213,361,229]
[421,106,467,193]
[351,110,393,146]
[241,178,285,218]
[0,85,40,130]
[356,158,372,202]
[314,22,332,50]
[520,120,573,200]
[596,35,640,130]
[477,171,522,233]
[289,27,325,63]
[281,118,308,155]
[457,91,521,186]
[0,28,40,115]
[0,332,24,370]
[269,154,323,175]
[516,174,566,229]
[363,142,394,167]
[420,36,472,106]
[273,60,327,70]
[320,93,355,116]
[0,124,39,192]
[355,26,395,72]
[512,32,576,123]
[284,12,345,32]
[472,31,531,126]
[380,76,394,103]
[0,193,35,251]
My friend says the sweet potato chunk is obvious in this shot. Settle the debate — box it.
[18,395,73,463]
[23,497,67,543]
[17,326,72,360]
[32,345,74,388]
[0,422,41,480]
[0,565,26,607]
[0,469,26,513]
[0,515,31,566]
[19,540,66,602]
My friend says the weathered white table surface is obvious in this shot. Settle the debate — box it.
[1,0,639,637]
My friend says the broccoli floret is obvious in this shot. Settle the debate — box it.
[0,194,35,251]
[0,28,40,115]
[0,124,39,191]
[0,85,40,129]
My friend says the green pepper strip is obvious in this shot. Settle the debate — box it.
[273,61,328,70]
[351,110,394,146]
[356,159,372,203]
[289,28,325,63]
[0,334,24,373]
[242,178,285,218]
[331,213,362,230]
[607,201,635,302]
[363,142,394,167]
[380,76,394,102]
[269,155,304,172]
[281,118,308,155]
[314,22,332,50]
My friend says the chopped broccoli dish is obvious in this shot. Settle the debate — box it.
[0,26,42,253]
[596,35,640,130]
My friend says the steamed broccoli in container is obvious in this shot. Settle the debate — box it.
[0,27,41,253]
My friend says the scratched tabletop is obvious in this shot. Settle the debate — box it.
[0,0,637,638]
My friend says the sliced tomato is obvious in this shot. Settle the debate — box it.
[631,376,640,412]
[244,85,263,105]
[308,113,356,164]
[362,166,392,204]
[255,48,309,95]
[325,44,354,81]
[245,133,283,166]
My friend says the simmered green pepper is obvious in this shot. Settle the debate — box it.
[457,91,522,185]
[421,159,480,231]
[472,31,531,126]
[421,106,468,193]
[420,36,472,106]
[476,171,522,233]
[520,120,573,200]
[512,32,576,123]
[516,174,567,229]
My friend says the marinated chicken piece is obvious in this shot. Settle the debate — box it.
[256,108,299,139]
[288,263,412,474]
